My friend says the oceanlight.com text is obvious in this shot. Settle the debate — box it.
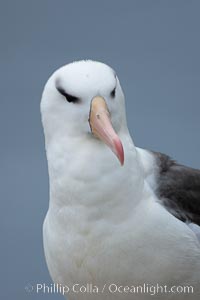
[25,282,194,296]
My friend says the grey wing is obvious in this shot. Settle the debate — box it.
[152,151,200,227]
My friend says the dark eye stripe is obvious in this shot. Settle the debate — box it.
[57,87,80,103]
[110,87,116,98]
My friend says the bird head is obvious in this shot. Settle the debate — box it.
[41,60,128,165]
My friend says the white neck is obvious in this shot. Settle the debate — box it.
[45,129,146,222]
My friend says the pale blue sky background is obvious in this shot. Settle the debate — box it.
[1,1,200,299]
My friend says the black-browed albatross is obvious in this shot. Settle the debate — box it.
[41,60,200,300]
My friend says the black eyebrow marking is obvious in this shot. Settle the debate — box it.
[56,86,80,103]
[110,86,116,98]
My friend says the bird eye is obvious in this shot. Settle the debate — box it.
[110,87,116,98]
[57,87,80,103]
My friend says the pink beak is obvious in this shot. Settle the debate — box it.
[89,96,124,166]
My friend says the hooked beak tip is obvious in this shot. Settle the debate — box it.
[113,138,124,166]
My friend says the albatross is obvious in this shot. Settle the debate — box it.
[41,60,200,300]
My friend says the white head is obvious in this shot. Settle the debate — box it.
[41,60,128,165]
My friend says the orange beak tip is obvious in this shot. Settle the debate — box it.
[113,138,124,166]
